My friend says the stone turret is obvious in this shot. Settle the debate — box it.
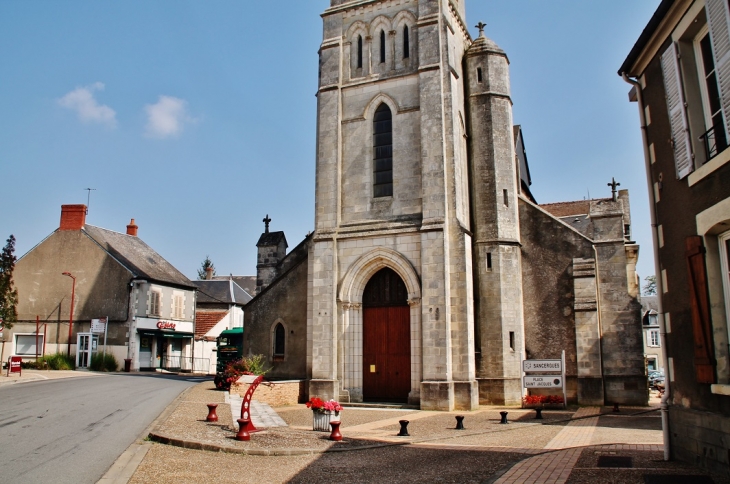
[465,25,526,405]
[255,215,288,294]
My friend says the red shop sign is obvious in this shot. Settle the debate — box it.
[157,321,176,330]
[7,356,22,376]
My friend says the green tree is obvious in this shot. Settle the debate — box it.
[643,275,657,296]
[0,235,18,330]
[197,255,216,280]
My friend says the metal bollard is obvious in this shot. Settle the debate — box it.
[397,420,410,436]
[613,403,620,413]
[329,421,343,441]
[500,411,509,424]
[236,418,251,441]
[206,403,219,422]
[455,415,465,430]
[535,408,543,419]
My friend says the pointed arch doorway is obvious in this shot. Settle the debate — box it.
[362,267,411,402]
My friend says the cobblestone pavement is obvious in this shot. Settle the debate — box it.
[104,383,729,484]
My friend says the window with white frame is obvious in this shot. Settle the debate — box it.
[173,293,184,319]
[661,0,730,176]
[648,329,661,347]
[150,290,161,317]
[15,334,44,356]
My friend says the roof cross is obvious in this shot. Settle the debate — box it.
[476,22,486,37]
[263,214,271,233]
[608,177,621,201]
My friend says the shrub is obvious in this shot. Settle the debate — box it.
[217,354,269,390]
[39,352,75,370]
[523,394,564,406]
[89,352,118,372]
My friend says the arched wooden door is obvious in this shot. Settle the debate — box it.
[362,268,410,402]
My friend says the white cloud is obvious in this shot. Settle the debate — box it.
[144,95,192,139]
[58,82,117,127]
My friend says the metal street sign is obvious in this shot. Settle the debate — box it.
[91,317,107,333]
[522,359,562,372]
[524,375,563,388]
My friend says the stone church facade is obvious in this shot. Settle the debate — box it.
[243,0,645,410]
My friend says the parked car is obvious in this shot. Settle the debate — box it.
[648,371,664,388]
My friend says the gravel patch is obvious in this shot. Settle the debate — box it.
[130,441,527,484]
[431,422,565,449]
[181,382,226,403]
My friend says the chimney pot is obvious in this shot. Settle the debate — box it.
[205,267,214,280]
[60,205,87,231]
[126,219,138,237]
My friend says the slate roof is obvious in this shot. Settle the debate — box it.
[193,279,252,305]
[195,310,228,338]
[212,275,256,296]
[82,225,195,289]
[256,231,287,248]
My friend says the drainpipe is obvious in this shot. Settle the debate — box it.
[621,72,671,461]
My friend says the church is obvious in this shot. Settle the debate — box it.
[243,0,645,410]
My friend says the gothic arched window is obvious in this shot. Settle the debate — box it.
[380,30,386,64]
[373,103,393,197]
[273,323,285,357]
[357,35,363,69]
[403,25,410,59]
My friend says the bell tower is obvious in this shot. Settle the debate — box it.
[309,0,480,410]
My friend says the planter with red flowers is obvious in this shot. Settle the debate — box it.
[521,394,565,409]
[306,397,343,431]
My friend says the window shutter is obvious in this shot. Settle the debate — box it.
[706,0,730,141]
[686,236,716,384]
[661,42,694,178]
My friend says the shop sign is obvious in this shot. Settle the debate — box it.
[157,321,176,330]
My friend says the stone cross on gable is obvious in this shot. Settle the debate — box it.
[263,214,271,233]
[608,177,621,201]
[476,22,486,37]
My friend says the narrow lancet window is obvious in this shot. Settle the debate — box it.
[357,35,363,69]
[380,30,386,63]
[403,25,410,59]
[373,103,393,197]
[274,323,285,356]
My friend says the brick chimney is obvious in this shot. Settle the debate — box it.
[60,205,87,231]
[205,267,213,280]
[126,219,138,236]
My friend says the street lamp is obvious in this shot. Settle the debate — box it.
[62,272,76,356]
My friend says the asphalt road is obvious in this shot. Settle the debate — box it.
[0,373,204,484]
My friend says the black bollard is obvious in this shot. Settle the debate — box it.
[455,415,465,430]
[535,408,543,420]
[397,420,410,436]
[613,403,620,413]
[500,411,509,424]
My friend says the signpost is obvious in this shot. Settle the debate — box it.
[91,317,109,355]
[522,351,567,408]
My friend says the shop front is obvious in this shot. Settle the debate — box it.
[135,318,193,372]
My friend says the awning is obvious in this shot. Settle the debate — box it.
[139,330,193,339]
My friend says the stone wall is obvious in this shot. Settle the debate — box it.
[232,379,306,407]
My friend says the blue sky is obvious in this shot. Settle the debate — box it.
[1,1,660,285]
